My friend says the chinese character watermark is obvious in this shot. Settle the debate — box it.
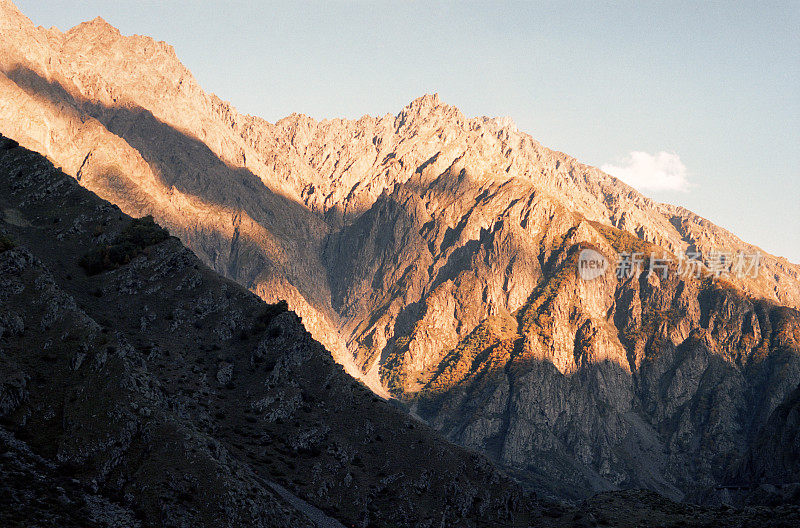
[603,249,762,281]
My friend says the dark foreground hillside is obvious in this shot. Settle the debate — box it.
[1,134,798,527]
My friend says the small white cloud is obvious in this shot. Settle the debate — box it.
[601,151,691,192]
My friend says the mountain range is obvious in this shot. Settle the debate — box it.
[1,0,799,514]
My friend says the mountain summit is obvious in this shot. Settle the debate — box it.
[2,1,799,504]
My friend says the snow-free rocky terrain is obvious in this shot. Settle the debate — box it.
[7,137,800,526]
[2,0,800,509]
[0,135,541,527]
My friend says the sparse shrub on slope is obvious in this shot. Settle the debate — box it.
[251,299,289,336]
[589,220,653,255]
[79,215,169,275]
[423,311,518,397]
[0,233,16,253]
[380,341,410,396]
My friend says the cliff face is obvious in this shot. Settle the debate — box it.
[739,382,800,485]
[415,239,800,499]
[2,0,800,503]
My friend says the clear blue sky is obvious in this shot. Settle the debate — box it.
[14,1,800,263]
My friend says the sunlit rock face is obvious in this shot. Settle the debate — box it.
[2,0,800,502]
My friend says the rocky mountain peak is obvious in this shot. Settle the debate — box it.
[397,92,465,129]
[407,92,442,108]
[68,16,119,36]
[61,14,179,68]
